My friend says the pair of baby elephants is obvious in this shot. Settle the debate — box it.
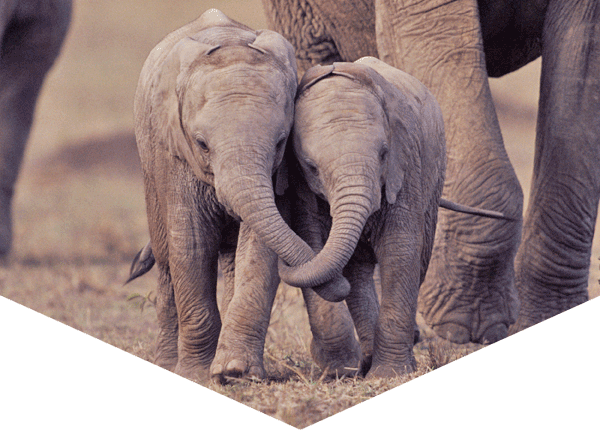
[128,9,512,383]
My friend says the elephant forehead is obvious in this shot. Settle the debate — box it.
[195,44,295,81]
[185,64,294,109]
[294,111,388,166]
[296,83,386,135]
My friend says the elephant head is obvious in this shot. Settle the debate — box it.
[138,9,349,301]
[279,57,445,287]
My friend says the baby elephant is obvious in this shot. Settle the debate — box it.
[132,9,310,383]
[281,57,510,378]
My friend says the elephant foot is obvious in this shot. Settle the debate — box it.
[210,349,265,385]
[509,250,589,335]
[432,321,507,345]
[154,355,178,372]
[508,284,588,336]
[419,240,519,345]
[365,358,416,379]
[310,334,362,378]
[418,280,516,345]
[174,361,211,384]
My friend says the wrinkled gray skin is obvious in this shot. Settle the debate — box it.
[281,57,446,377]
[0,0,71,258]
[263,0,600,342]
[134,9,350,383]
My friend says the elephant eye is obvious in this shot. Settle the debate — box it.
[305,160,319,177]
[379,146,389,163]
[196,138,209,152]
[276,137,286,152]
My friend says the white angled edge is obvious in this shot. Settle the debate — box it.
[1,295,598,430]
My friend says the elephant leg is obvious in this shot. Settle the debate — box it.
[211,223,279,383]
[218,221,239,318]
[368,213,421,378]
[170,231,221,381]
[165,173,222,381]
[153,264,179,371]
[511,1,600,333]
[262,0,343,75]
[302,288,362,378]
[286,181,361,377]
[343,243,379,376]
[0,1,70,257]
[141,165,179,371]
[375,0,523,345]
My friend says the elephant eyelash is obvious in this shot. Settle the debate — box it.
[196,138,209,152]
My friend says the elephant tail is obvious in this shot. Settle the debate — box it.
[125,241,155,284]
[439,198,517,221]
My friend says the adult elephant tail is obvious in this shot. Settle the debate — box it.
[439,198,517,220]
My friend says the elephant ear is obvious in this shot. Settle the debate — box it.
[250,30,299,195]
[151,37,219,180]
[355,58,424,205]
[356,56,446,190]
[297,64,335,96]
[383,99,418,205]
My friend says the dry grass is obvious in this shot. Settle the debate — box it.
[2,1,599,428]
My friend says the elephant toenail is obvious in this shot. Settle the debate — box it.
[433,322,470,344]
[225,359,246,373]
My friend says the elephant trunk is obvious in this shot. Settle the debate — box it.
[216,167,314,266]
[279,185,373,288]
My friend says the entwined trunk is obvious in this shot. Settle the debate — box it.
[279,186,373,288]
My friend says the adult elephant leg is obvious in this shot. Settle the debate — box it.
[0,1,71,257]
[261,0,377,75]
[211,223,279,383]
[375,0,523,344]
[511,1,600,333]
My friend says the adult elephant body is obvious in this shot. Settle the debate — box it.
[0,0,71,257]
[134,9,340,382]
[263,0,600,341]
